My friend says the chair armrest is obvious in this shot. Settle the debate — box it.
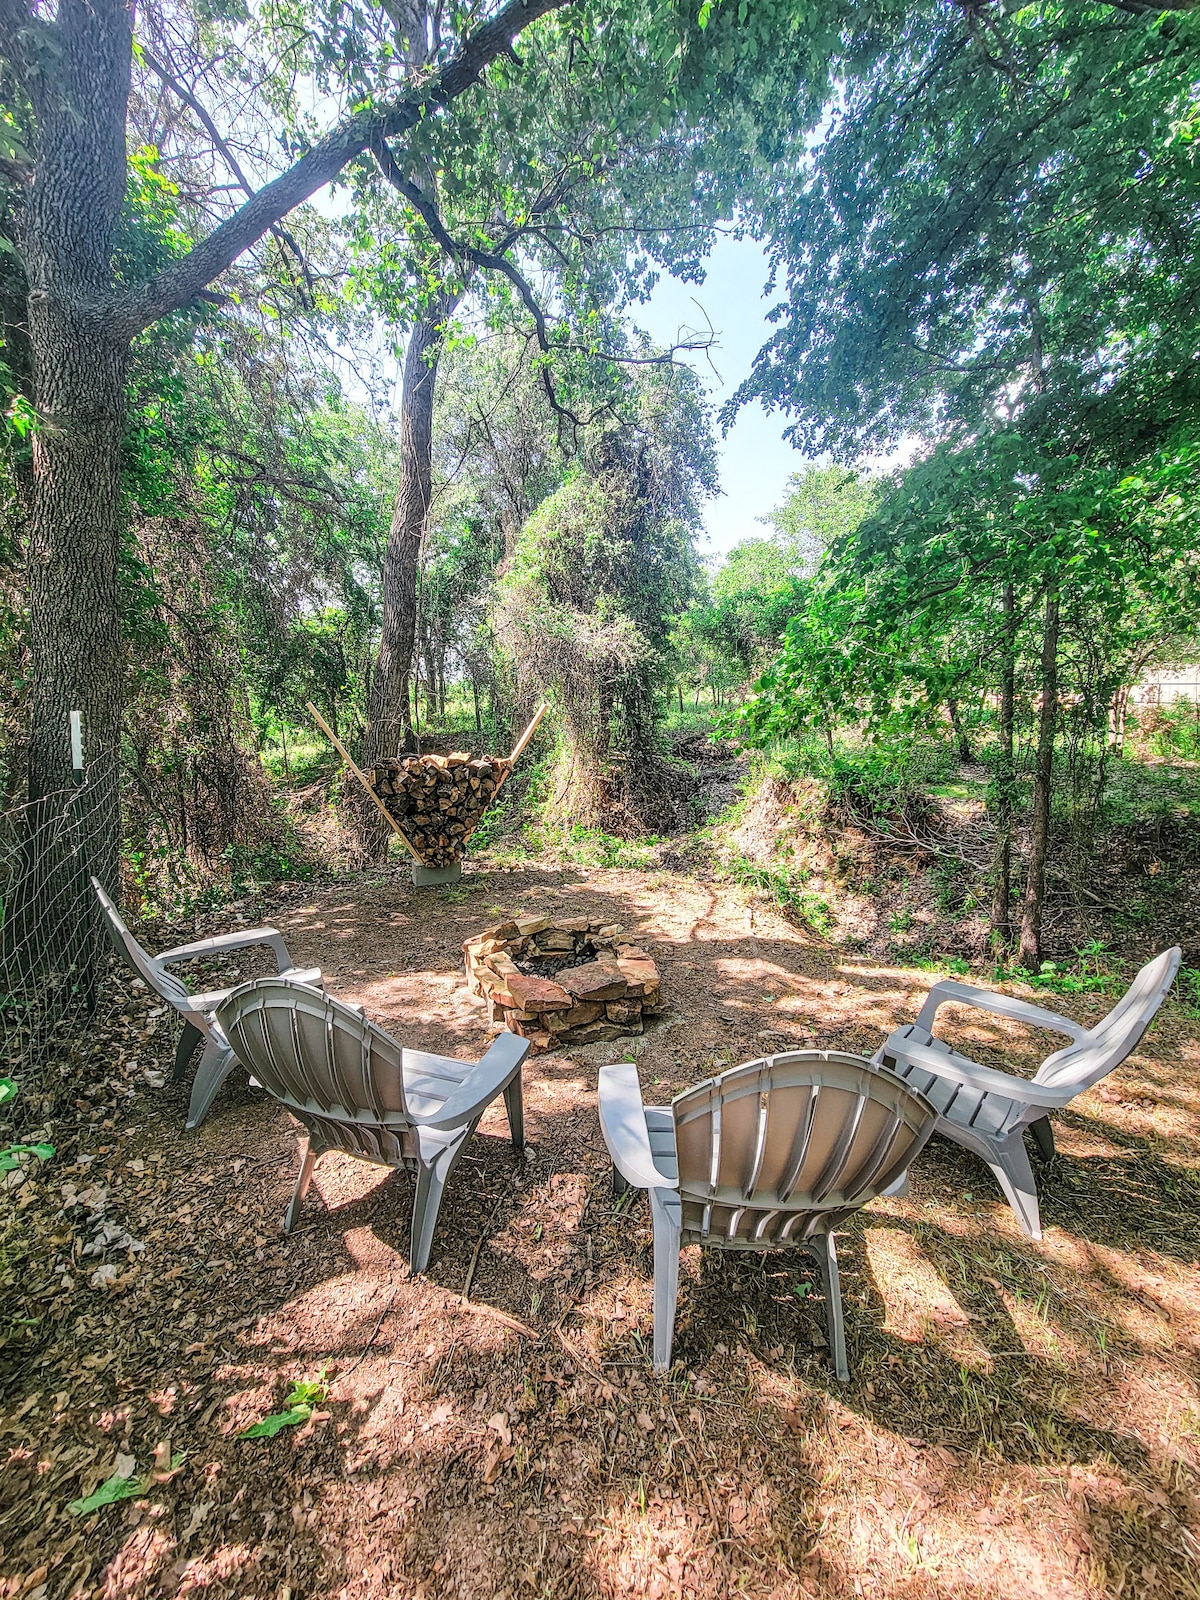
[157,926,295,973]
[914,980,1085,1041]
[416,1031,530,1131]
[598,1062,676,1191]
[879,1035,1078,1110]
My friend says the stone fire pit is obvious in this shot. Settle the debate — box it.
[463,914,664,1053]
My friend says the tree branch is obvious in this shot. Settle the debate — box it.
[140,46,317,306]
[374,128,716,438]
[114,0,571,337]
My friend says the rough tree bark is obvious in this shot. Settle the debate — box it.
[1018,588,1059,969]
[989,580,1017,941]
[20,0,133,891]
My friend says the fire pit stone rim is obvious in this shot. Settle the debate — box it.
[463,914,664,1052]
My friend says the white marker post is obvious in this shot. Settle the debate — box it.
[69,709,83,781]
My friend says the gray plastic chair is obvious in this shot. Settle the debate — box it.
[598,1050,938,1379]
[91,877,322,1129]
[872,946,1181,1240]
[214,977,529,1270]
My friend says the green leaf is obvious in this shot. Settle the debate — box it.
[238,1403,313,1439]
[67,1474,145,1516]
[0,1078,17,1105]
[0,1142,54,1173]
[67,1453,186,1515]
[239,1364,329,1438]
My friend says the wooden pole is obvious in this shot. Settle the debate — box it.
[460,701,547,843]
[305,701,424,864]
[506,702,547,766]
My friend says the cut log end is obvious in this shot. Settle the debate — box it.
[373,753,512,866]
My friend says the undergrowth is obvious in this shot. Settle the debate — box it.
[720,850,834,938]
[528,823,666,870]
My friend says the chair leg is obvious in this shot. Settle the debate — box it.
[503,1070,525,1153]
[283,1141,319,1233]
[810,1231,850,1383]
[185,1040,237,1129]
[173,1020,203,1081]
[612,1164,629,1198]
[411,1146,457,1274]
[1029,1116,1055,1163]
[988,1135,1043,1240]
[649,1190,682,1372]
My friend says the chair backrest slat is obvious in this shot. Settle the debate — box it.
[776,1084,820,1204]
[217,978,411,1133]
[741,1072,771,1198]
[90,877,195,1013]
[672,1051,936,1247]
[810,1092,868,1204]
[1035,947,1181,1093]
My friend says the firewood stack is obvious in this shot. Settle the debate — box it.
[372,753,512,867]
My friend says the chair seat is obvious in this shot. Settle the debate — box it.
[880,1025,1018,1136]
[402,1047,486,1119]
[190,967,322,1013]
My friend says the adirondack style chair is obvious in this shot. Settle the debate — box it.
[214,977,529,1270]
[91,877,322,1129]
[598,1050,938,1380]
[872,946,1181,1239]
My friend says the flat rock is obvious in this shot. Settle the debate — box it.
[507,971,573,1013]
[558,961,628,1002]
[616,956,658,997]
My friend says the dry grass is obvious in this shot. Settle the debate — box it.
[2,862,1199,1599]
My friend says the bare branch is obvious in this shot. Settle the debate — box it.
[114,0,572,337]
[140,46,317,306]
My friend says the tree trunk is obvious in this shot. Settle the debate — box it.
[947,697,973,763]
[20,0,133,945]
[1018,589,1059,970]
[990,582,1017,941]
[1117,688,1128,755]
[364,301,457,766]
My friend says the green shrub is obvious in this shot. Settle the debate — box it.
[1140,702,1200,763]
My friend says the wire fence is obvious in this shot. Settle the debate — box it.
[0,762,120,1093]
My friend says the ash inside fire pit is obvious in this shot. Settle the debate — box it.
[463,915,664,1053]
[515,941,602,979]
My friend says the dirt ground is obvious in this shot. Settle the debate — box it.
[3,859,1200,1600]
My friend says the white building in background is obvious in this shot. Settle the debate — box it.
[1132,668,1200,706]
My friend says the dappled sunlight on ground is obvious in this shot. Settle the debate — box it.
[4,859,1200,1598]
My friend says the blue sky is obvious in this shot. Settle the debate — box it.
[635,234,803,563]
